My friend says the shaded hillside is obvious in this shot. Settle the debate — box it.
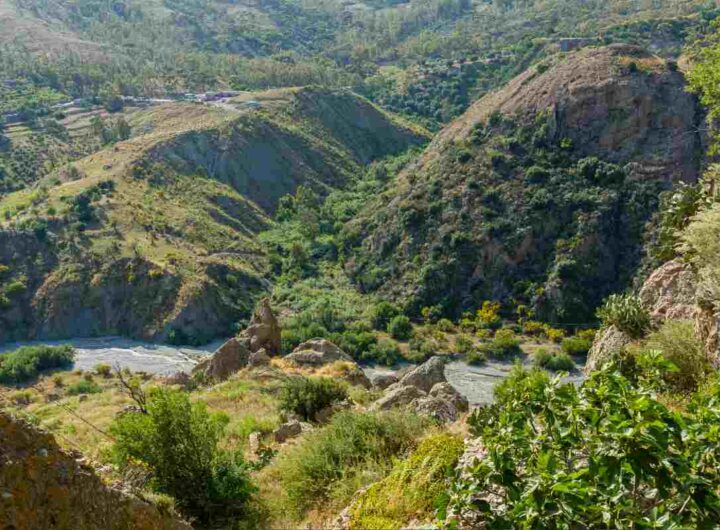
[345,45,705,323]
[0,88,427,343]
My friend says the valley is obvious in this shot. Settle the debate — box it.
[5,0,720,529]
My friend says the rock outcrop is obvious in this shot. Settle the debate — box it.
[585,325,633,373]
[639,260,697,321]
[373,384,426,411]
[240,298,282,356]
[285,339,354,366]
[394,356,447,393]
[192,337,250,381]
[371,373,399,390]
[0,412,190,530]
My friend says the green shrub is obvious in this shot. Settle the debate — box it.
[0,345,75,383]
[644,320,710,392]
[436,318,455,332]
[455,334,474,354]
[533,349,575,371]
[372,301,401,331]
[481,328,522,359]
[561,337,592,356]
[278,376,348,422]
[281,323,328,354]
[66,380,102,395]
[476,301,501,329]
[111,388,253,522]
[94,363,112,377]
[349,433,464,529]
[330,330,378,360]
[596,294,651,338]
[388,315,413,340]
[465,349,487,366]
[444,352,720,528]
[362,339,402,366]
[274,410,427,518]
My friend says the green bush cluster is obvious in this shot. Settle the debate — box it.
[388,315,414,340]
[274,410,427,518]
[532,348,576,371]
[66,380,102,395]
[479,328,522,359]
[0,345,75,383]
[596,294,651,338]
[111,388,254,522]
[560,336,592,356]
[278,376,348,422]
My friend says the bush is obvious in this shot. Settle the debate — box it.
[476,301,501,329]
[543,326,565,343]
[349,433,464,529]
[465,349,487,366]
[111,388,253,521]
[481,328,522,359]
[533,349,575,371]
[94,363,112,377]
[66,380,102,395]
[455,334,474,354]
[388,315,413,340]
[362,339,402,366]
[274,410,427,518]
[561,337,592,356]
[522,320,545,336]
[0,345,75,383]
[330,330,378,360]
[436,318,455,332]
[281,323,328,354]
[644,320,710,392]
[279,376,348,422]
[596,294,651,338]
[372,301,401,331]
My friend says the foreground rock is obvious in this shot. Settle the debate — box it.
[373,384,426,411]
[240,297,282,356]
[585,325,633,374]
[395,356,447,392]
[429,382,469,413]
[0,412,190,530]
[192,337,250,381]
[285,339,354,366]
[639,260,697,321]
[372,373,398,390]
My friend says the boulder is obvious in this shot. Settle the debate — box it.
[397,356,446,392]
[273,420,303,443]
[163,371,191,387]
[585,325,633,374]
[639,260,697,321]
[192,337,250,381]
[240,298,282,355]
[248,348,271,368]
[372,373,398,390]
[411,396,459,423]
[373,384,426,411]
[285,339,354,366]
[429,382,469,413]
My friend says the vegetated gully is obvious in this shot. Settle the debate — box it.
[0,337,584,405]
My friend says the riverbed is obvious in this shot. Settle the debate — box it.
[0,338,584,405]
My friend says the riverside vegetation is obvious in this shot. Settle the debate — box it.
[6,0,720,529]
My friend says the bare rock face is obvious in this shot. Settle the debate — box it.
[285,339,354,366]
[639,260,697,321]
[429,382,469,413]
[240,297,281,356]
[585,325,633,374]
[0,412,190,530]
[396,356,447,393]
[372,373,399,390]
[373,384,427,411]
[192,337,250,381]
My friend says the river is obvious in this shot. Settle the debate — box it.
[0,338,584,405]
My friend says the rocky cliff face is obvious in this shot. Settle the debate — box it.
[0,411,190,530]
[346,45,705,321]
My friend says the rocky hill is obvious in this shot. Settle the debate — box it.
[344,44,705,323]
[0,88,427,343]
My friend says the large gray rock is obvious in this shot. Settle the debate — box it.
[192,337,250,381]
[411,396,459,423]
[429,382,468,413]
[240,298,282,356]
[397,356,447,392]
[373,384,426,411]
[372,373,399,390]
[285,339,353,366]
[273,420,303,443]
[585,325,633,374]
[248,348,271,368]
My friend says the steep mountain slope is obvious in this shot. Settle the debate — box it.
[345,45,705,323]
[0,88,427,343]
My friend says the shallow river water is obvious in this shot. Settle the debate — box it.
[1,337,584,405]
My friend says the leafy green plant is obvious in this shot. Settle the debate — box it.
[372,301,401,331]
[444,353,720,528]
[111,388,253,522]
[66,379,102,395]
[532,348,575,371]
[278,376,348,422]
[0,345,75,383]
[388,315,413,340]
[362,339,402,366]
[596,293,651,338]
[560,336,592,356]
[480,328,521,359]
